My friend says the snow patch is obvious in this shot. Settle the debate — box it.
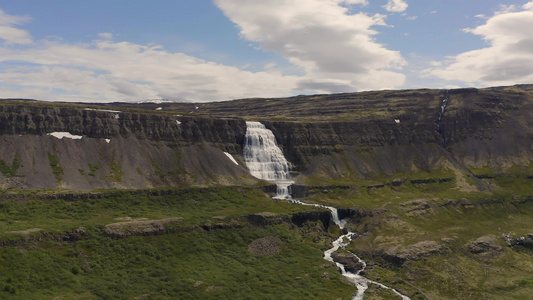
[395,119,400,124]
[48,132,83,140]
[156,107,163,111]
[223,152,239,165]
[105,139,111,143]
[176,120,181,125]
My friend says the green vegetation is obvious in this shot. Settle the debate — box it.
[108,159,124,183]
[88,163,100,176]
[5,180,532,299]
[0,187,353,299]
[48,153,63,182]
[0,154,22,178]
[0,187,319,234]
[0,225,351,299]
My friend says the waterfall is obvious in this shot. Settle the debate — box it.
[243,121,410,299]
[437,90,449,130]
[243,121,293,199]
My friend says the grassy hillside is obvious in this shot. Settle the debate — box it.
[0,187,357,299]
[1,174,533,299]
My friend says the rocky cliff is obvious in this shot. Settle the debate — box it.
[0,102,252,189]
[1,84,532,190]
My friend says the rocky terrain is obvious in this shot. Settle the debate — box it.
[1,84,533,299]
[1,84,532,190]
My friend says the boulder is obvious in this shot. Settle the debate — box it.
[331,251,365,274]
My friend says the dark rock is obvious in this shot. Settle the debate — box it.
[246,212,288,227]
[331,251,365,273]
[291,184,310,198]
[392,180,404,186]
[514,234,533,248]
[291,211,332,230]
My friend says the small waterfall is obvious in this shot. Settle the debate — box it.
[243,121,293,199]
[437,90,449,130]
[437,90,449,148]
[288,199,411,300]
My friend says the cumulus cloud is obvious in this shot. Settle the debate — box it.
[0,9,32,44]
[214,0,406,92]
[425,2,533,86]
[383,0,408,13]
[0,40,303,102]
[0,2,408,102]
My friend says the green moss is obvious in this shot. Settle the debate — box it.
[48,153,63,182]
[107,159,124,183]
[470,165,496,178]
[136,167,143,175]
[152,161,165,178]
[88,163,100,176]
[78,169,85,175]
[0,154,22,178]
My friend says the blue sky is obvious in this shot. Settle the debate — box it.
[0,0,532,102]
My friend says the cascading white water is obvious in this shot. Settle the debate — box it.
[437,90,449,130]
[288,199,411,300]
[243,121,410,299]
[243,121,293,199]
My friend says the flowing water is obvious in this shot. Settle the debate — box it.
[437,90,449,130]
[243,121,410,299]
[243,121,293,199]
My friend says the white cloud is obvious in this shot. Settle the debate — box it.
[0,2,407,102]
[342,0,368,4]
[97,32,113,40]
[383,0,408,13]
[214,0,406,93]
[0,9,32,44]
[425,1,533,86]
[0,39,304,102]
[495,4,519,15]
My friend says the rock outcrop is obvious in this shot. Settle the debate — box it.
[467,235,505,258]
[0,103,252,189]
[1,84,532,190]
[385,240,447,264]
[247,236,282,256]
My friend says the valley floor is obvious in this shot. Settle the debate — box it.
[1,178,533,299]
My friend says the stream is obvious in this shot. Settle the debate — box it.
[243,121,410,299]
[288,199,410,300]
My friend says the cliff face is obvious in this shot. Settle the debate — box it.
[1,84,532,190]
[441,87,533,169]
[258,86,533,181]
[0,103,252,190]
